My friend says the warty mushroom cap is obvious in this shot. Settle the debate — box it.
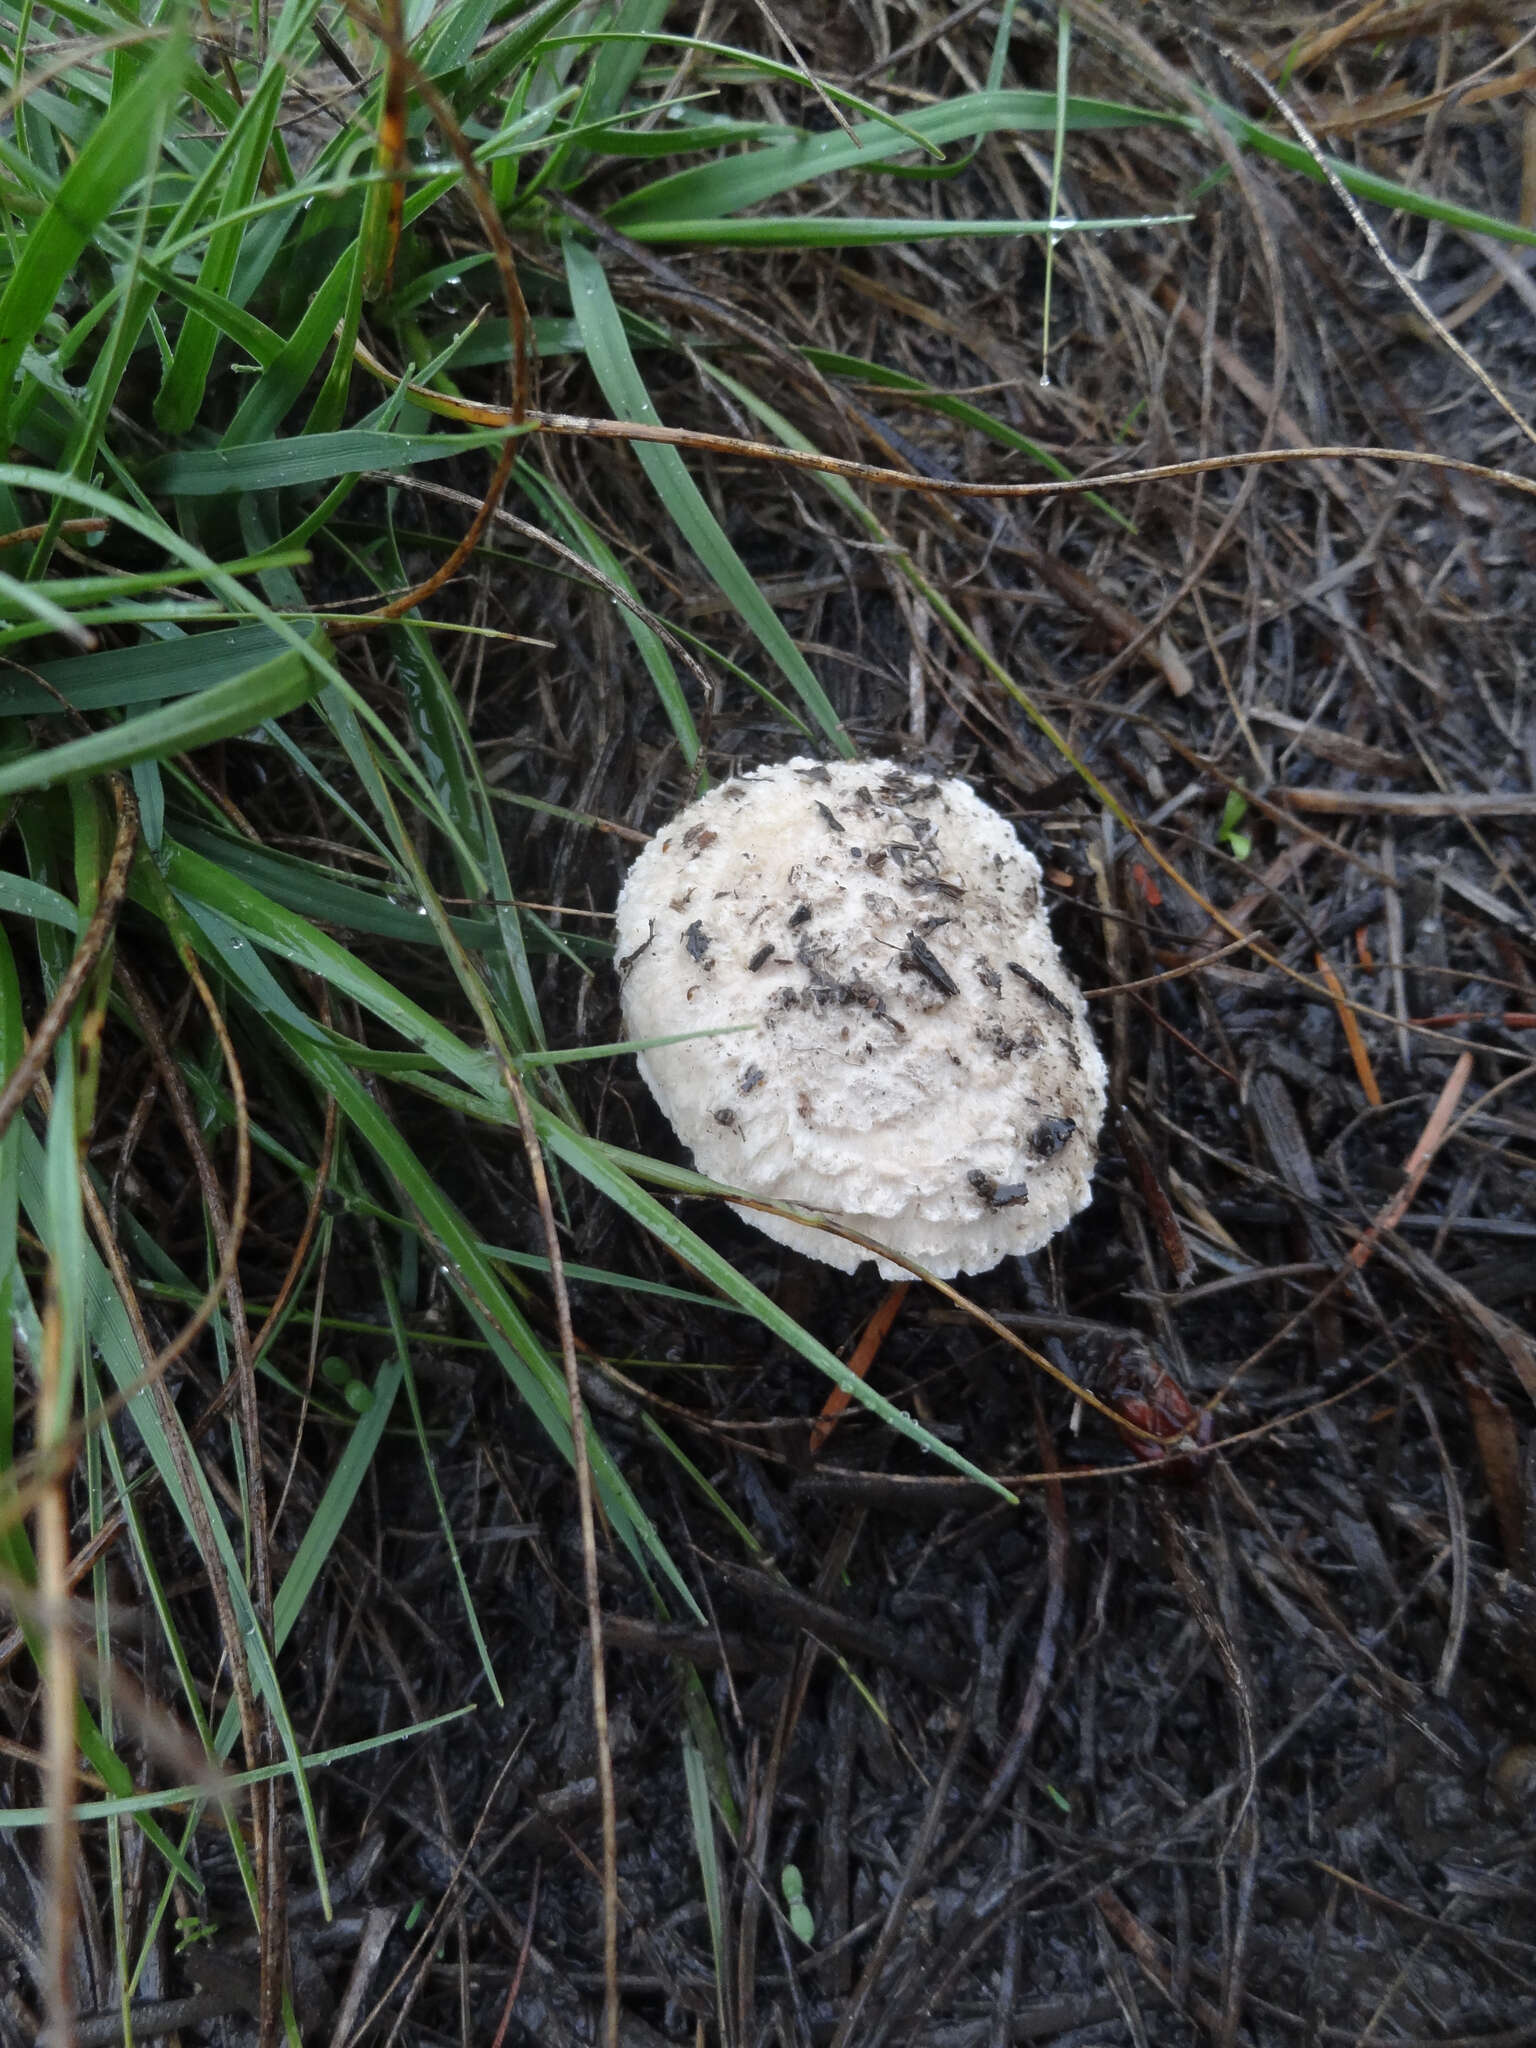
[613,758,1108,1281]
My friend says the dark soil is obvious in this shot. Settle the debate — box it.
[7,5,1536,2045]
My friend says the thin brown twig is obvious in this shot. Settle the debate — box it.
[809,1281,909,1452]
[1081,935,1255,997]
[349,342,1536,508]
[489,1862,540,2048]
[1348,1051,1475,1270]
[0,775,139,1145]
[357,439,517,627]
[1096,1886,1227,2037]
[0,517,110,550]
[501,1059,620,2048]
[1316,951,1383,1107]
[341,0,532,418]
[1279,786,1536,817]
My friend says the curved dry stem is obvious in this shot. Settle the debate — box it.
[502,1058,621,2048]
[338,439,519,627]
[0,775,138,1146]
[342,0,533,418]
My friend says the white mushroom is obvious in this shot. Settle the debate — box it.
[613,758,1107,1281]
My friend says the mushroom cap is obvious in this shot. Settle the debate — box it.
[613,758,1107,1280]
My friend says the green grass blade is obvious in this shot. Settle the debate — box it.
[270,1347,406,1653]
[516,463,700,764]
[261,1029,708,1621]
[0,876,80,929]
[617,211,1190,248]
[537,1117,1013,1500]
[1213,97,1536,248]
[6,626,293,716]
[542,0,670,189]
[171,825,499,951]
[0,567,93,647]
[390,1304,504,1707]
[797,348,1129,524]
[563,233,852,755]
[16,1126,332,1899]
[220,246,355,448]
[0,30,187,450]
[0,927,23,1580]
[155,62,286,432]
[0,1711,473,1829]
[0,637,330,799]
[1040,2,1072,382]
[159,841,501,1095]
[0,468,341,689]
[457,0,594,102]
[140,426,512,496]
[538,30,944,159]
[683,1731,728,2041]
[607,89,1180,226]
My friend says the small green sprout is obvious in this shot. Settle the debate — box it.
[1217,791,1253,861]
[322,1354,373,1414]
[780,1863,815,1944]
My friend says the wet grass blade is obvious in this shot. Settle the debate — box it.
[618,210,1190,247]
[606,88,1181,226]
[1210,96,1536,246]
[262,1029,709,1620]
[140,426,511,495]
[154,63,286,433]
[0,638,329,799]
[0,30,187,451]
[0,1712,473,1830]
[683,1731,729,2041]
[369,1225,503,1705]
[564,232,852,756]
[538,1119,1014,1501]
[5,626,293,715]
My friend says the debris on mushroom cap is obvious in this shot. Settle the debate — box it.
[613,758,1108,1281]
